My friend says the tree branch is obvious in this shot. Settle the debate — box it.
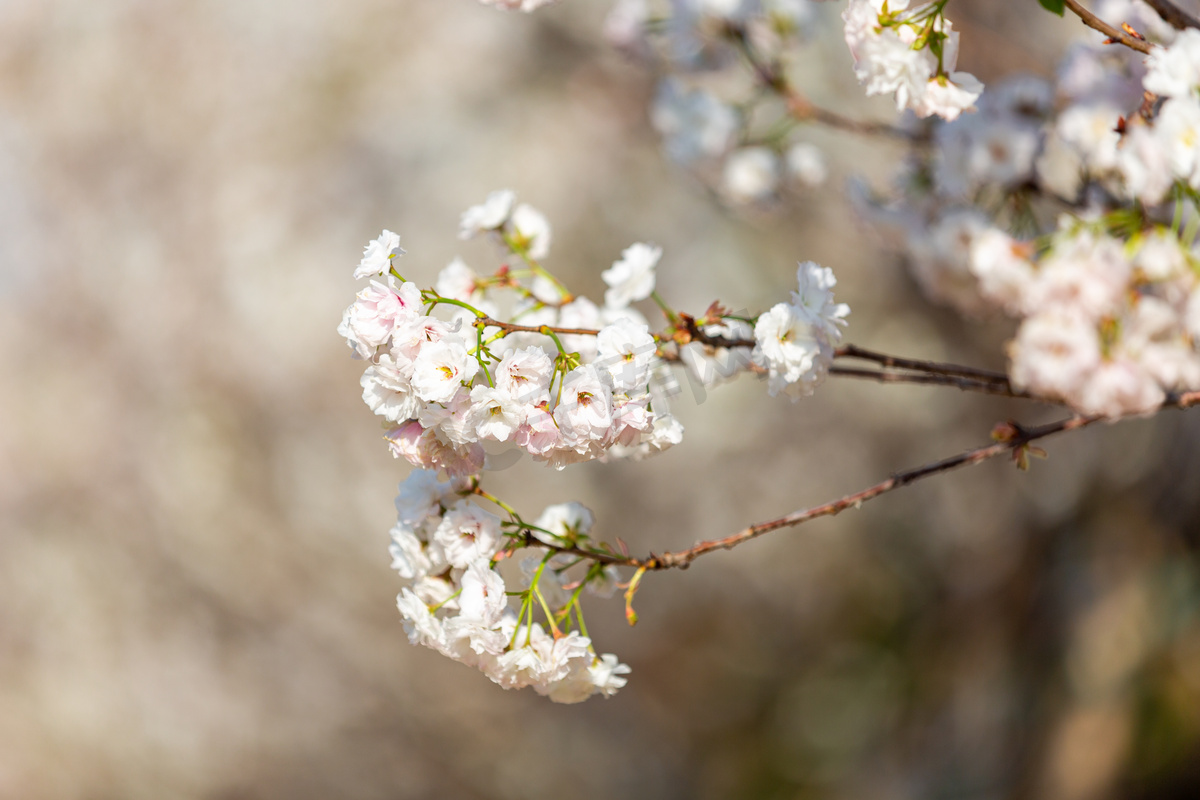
[725,22,919,141]
[834,343,1010,383]
[1061,0,1155,54]
[828,365,1035,399]
[1141,0,1200,31]
[514,389,1200,571]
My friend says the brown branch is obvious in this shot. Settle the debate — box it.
[834,343,1010,383]
[828,365,1036,400]
[725,23,918,141]
[498,383,1200,573]
[1142,0,1200,31]
[636,414,1103,569]
[1061,0,1155,54]
[475,316,600,337]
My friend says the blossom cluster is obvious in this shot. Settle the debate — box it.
[341,190,850,476]
[390,469,629,703]
[842,0,983,121]
[853,6,1200,418]
[339,193,687,475]
[609,0,835,205]
[342,191,850,698]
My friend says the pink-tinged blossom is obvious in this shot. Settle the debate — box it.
[912,72,984,121]
[1187,290,1200,342]
[608,393,653,447]
[338,279,422,358]
[515,402,561,455]
[385,421,484,477]
[1143,30,1200,99]
[396,589,445,650]
[410,340,479,404]
[1057,104,1122,173]
[596,317,657,392]
[391,315,454,366]
[786,142,828,187]
[477,0,559,10]
[394,469,462,528]
[417,386,477,446]
[645,411,684,452]
[907,209,993,316]
[1122,297,1200,390]
[457,563,509,627]
[412,575,456,610]
[792,261,849,344]
[436,257,479,302]
[602,243,661,309]
[557,296,602,361]
[467,385,526,443]
[679,318,754,389]
[650,79,739,165]
[1008,311,1102,403]
[532,502,595,545]
[459,190,515,239]
[722,147,781,204]
[385,421,440,469]
[847,13,937,112]
[361,359,421,423]
[1117,122,1176,204]
[554,365,614,448]
[495,347,554,405]
[969,229,1036,315]
[588,653,632,698]
[754,302,831,400]
[1155,96,1200,190]
[388,523,432,581]
[510,203,552,260]
[1134,231,1188,282]
[355,230,405,280]
[1076,359,1165,418]
[433,501,502,569]
[1025,232,1131,320]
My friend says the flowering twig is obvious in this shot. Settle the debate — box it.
[1061,0,1154,54]
[1141,0,1200,31]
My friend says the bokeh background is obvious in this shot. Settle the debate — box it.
[3,1,1200,798]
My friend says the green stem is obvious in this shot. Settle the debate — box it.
[651,290,679,324]
[501,231,574,303]
[429,588,463,614]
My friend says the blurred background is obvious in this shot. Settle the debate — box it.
[3,0,1200,798]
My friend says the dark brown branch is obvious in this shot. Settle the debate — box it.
[1142,0,1200,31]
[828,365,1036,400]
[1062,0,1155,54]
[834,343,1010,383]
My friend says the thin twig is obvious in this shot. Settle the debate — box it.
[1141,0,1200,31]
[514,415,1102,570]
[828,365,1035,399]
[1062,0,1155,54]
[518,391,1200,570]
[475,316,600,337]
[835,343,1011,383]
[725,23,918,141]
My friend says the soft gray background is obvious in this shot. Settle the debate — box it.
[3,1,1199,798]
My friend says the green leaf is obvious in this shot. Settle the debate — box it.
[1037,0,1065,16]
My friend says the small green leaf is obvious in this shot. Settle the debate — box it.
[1038,0,1065,16]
